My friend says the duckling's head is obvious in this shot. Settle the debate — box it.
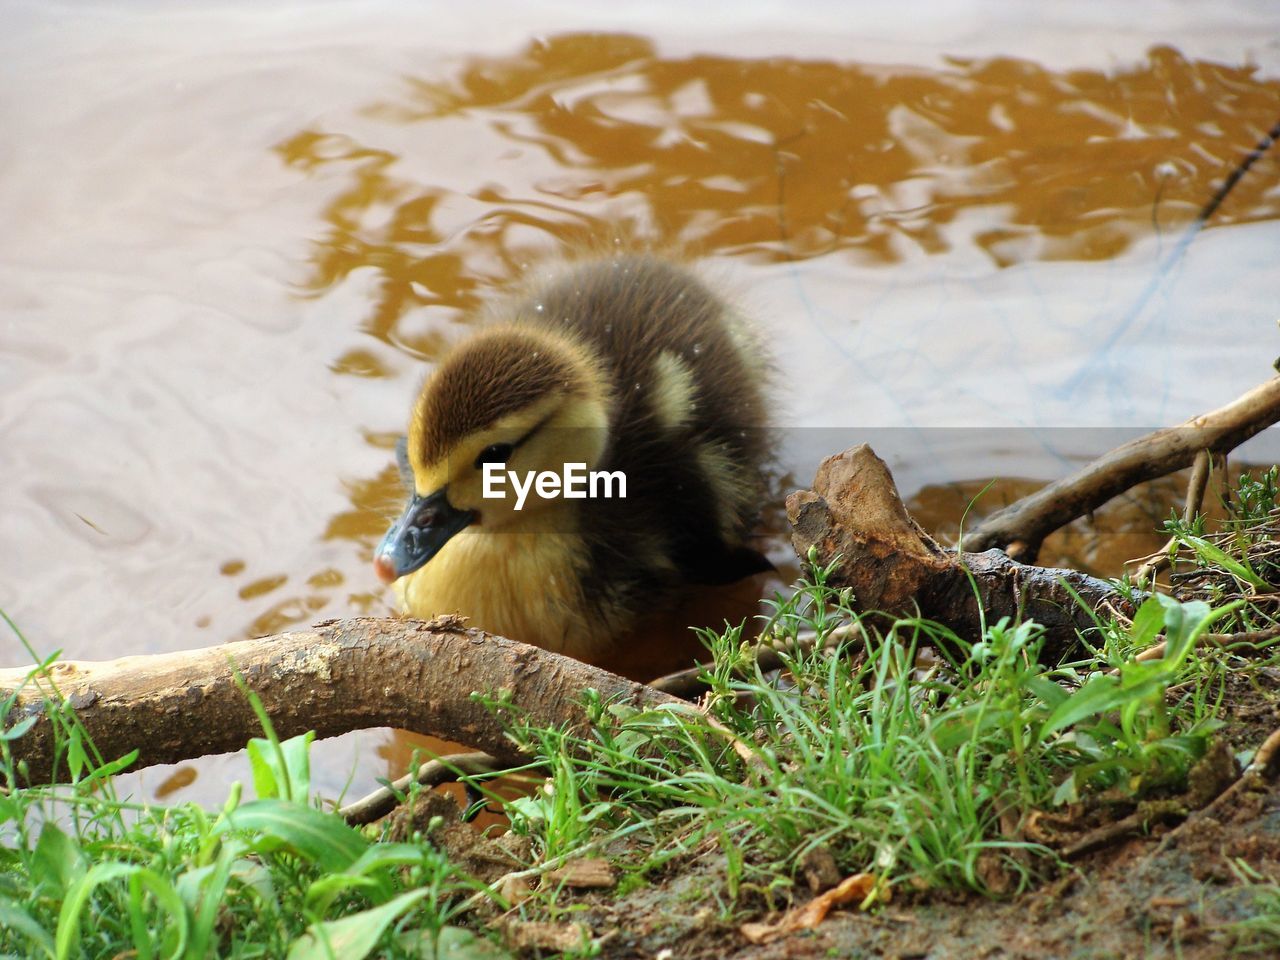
[374,325,612,584]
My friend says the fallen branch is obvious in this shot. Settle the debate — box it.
[1,615,680,785]
[964,377,1280,562]
[787,445,1135,662]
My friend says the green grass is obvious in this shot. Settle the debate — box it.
[1223,860,1280,954]
[492,563,1238,903]
[1158,466,1280,631]
[0,617,505,960]
[5,467,1280,954]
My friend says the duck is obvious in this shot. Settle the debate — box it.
[373,253,772,663]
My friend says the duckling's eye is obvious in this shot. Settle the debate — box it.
[474,443,514,470]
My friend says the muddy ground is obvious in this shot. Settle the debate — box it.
[582,786,1280,959]
[424,667,1280,959]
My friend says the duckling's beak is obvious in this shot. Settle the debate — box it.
[373,489,476,584]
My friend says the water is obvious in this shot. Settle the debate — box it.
[3,0,1278,806]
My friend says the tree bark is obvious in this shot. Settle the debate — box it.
[1,615,678,786]
[787,445,1134,662]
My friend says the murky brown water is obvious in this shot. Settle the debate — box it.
[4,2,1279,806]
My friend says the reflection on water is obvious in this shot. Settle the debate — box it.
[279,36,1280,349]
[4,12,1280,807]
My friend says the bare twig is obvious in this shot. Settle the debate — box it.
[1106,626,1280,677]
[1063,800,1186,859]
[966,377,1280,562]
[1132,449,1217,584]
[1202,725,1280,816]
[340,751,501,826]
[1151,724,1280,857]
[647,625,862,699]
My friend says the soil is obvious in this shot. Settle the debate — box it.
[552,792,1269,959]
[576,781,1280,960]
[438,663,1280,959]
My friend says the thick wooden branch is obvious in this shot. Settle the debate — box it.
[1,616,678,785]
[964,376,1280,562]
[787,445,1134,661]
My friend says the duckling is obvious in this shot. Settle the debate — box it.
[374,254,771,661]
